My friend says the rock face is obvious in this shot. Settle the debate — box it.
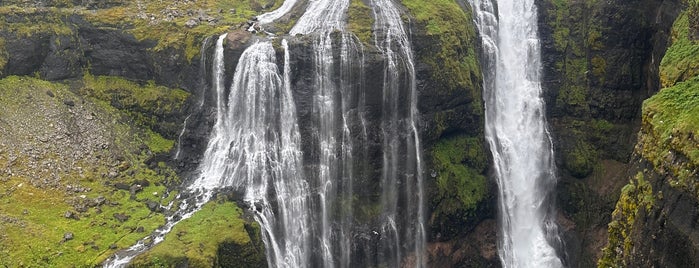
[3,0,695,267]
[537,0,683,266]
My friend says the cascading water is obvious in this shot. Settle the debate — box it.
[469,0,564,267]
[289,1,356,267]
[372,0,425,266]
[189,36,312,268]
[106,0,429,266]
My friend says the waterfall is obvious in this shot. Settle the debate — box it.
[372,0,425,266]
[106,0,429,266]
[188,36,312,268]
[290,1,354,267]
[469,0,564,267]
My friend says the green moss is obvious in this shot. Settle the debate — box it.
[348,0,374,45]
[599,172,655,267]
[81,73,189,140]
[549,0,572,52]
[0,37,6,75]
[591,55,607,82]
[0,1,278,61]
[431,135,488,223]
[130,201,263,268]
[91,0,277,61]
[660,5,699,87]
[565,140,597,178]
[402,0,482,94]
[0,7,73,37]
[640,75,699,193]
[556,58,589,112]
[0,76,178,267]
[145,130,175,154]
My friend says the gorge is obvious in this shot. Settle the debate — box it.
[0,0,697,267]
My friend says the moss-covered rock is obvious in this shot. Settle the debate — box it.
[564,140,597,178]
[660,4,699,88]
[598,172,655,267]
[598,2,699,267]
[80,73,190,141]
[130,200,266,268]
[348,0,374,45]
[429,135,489,239]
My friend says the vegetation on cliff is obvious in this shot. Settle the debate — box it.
[402,0,482,96]
[0,0,282,61]
[660,4,699,88]
[600,1,699,265]
[599,172,655,267]
[640,76,699,193]
[430,135,489,238]
[131,199,265,268]
[348,0,374,45]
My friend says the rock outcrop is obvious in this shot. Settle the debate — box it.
[537,0,682,266]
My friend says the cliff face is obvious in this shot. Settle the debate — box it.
[0,0,495,266]
[600,3,699,266]
[537,0,681,266]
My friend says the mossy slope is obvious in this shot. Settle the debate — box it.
[0,76,181,267]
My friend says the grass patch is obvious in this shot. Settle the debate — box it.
[0,1,281,61]
[0,76,179,267]
[660,5,699,87]
[640,75,699,191]
[0,6,73,37]
[81,73,189,139]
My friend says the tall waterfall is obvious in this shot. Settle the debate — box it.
[372,0,425,266]
[470,0,564,267]
[289,1,355,267]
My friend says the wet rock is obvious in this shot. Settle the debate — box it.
[136,226,145,233]
[109,244,117,249]
[113,213,130,222]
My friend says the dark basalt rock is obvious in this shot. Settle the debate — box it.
[537,0,682,266]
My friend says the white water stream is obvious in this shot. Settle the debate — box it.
[469,0,564,267]
[105,0,429,267]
